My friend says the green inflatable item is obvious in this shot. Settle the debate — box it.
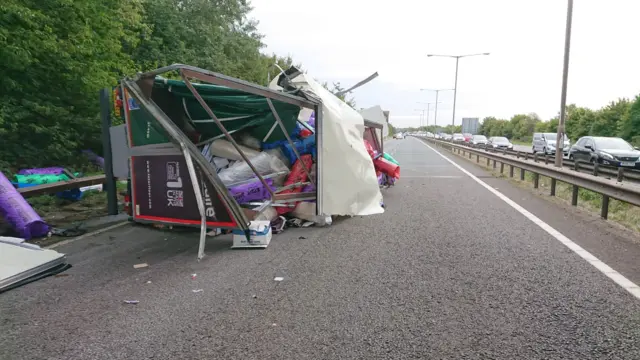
[14,173,80,185]
[383,152,399,165]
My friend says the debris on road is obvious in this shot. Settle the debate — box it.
[123,300,139,305]
[274,277,284,282]
[133,263,148,269]
[191,273,197,280]
[192,289,203,293]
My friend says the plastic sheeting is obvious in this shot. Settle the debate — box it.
[269,74,384,217]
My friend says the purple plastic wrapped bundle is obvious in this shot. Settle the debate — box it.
[377,173,384,185]
[228,178,274,204]
[0,172,49,239]
[82,150,105,169]
[308,112,315,128]
[18,167,65,175]
[301,183,315,202]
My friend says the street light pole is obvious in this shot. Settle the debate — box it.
[427,53,489,133]
[452,57,460,131]
[420,89,454,127]
[555,0,574,168]
[418,101,443,128]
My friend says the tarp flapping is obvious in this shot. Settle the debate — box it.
[270,73,384,217]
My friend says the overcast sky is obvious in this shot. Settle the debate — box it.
[250,0,640,128]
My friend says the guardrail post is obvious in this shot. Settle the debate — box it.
[601,195,610,219]
[486,157,490,166]
[509,165,514,177]
[550,178,556,196]
[493,160,497,169]
[533,153,538,163]
[544,155,549,164]
[592,163,599,177]
[533,173,539,188]
[520,168,525,181]
[476,153,480,163]
[525,153,529,161]
[573,161,579,171]
[516,151,520,159]
[502,148,507,155]
[617,167,624,182]
[500,162,504,174]
[100,88,119,216]
[571,185,579,206]
[469,151,472,159]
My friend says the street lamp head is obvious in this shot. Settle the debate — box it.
[483,52,490,56]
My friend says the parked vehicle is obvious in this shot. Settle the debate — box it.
[532,132,571,156]
[452,133,465,142]
[471,135,488,146]
[394,132,405,140]
[569,136,640,168]
[442,134,453,141]
[462,133,473,143]
[487,136,513,149]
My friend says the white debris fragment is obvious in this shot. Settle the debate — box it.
[274,277,284,282]
[133,263,148,269]
[192,289,204,293]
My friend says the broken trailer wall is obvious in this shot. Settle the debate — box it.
[120,65,322,235]
[270,73,384,217]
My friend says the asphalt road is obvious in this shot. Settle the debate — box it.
[3,137,640,359]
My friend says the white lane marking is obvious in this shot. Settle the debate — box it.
[403,175,463,178]
[46,221,130,249]
[418,139,640,300]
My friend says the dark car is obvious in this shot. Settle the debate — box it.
[569,136,640,168]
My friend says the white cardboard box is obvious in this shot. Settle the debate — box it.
[231,220,272,249]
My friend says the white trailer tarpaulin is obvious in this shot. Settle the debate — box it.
[270,74,384,217]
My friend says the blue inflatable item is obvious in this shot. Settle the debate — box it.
[281,134,316,165]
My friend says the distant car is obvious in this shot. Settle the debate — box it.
[452,133,465,142]
[487,136,513,150]
[533,132,570,156]
[569,136,640,168]
[394,133,405,140]
[442,134,453,141]
[462,133,473,143]
[471,135,488,146]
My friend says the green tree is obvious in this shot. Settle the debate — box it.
[321,81,356,108]
[619,95,640,145]
[0,0,146,172]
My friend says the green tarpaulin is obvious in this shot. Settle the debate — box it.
[127,78,302,147]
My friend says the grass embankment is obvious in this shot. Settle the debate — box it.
[26,180,127,227]
[456,149,640,233]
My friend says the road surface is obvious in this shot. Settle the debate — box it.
[3,137,640,359]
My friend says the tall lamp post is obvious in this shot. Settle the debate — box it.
[420,88,454,127]
[427,53,490,132]
[555,0,574,168]
[414,108,426,128]
[417,101,443,127]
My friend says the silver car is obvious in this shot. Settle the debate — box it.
[471,135,488,146]
[532,132,570,156]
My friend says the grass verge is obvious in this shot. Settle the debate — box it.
[452,148,640,234]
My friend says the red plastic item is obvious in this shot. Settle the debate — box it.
[374,157,400,179]
[276,154,314,215]
[299,128,313,138]
[363,140,375,158]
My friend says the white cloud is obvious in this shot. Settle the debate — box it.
[250,0,640,128]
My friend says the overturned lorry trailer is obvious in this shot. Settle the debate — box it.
[118,64,384,258]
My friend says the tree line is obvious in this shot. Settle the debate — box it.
[480,96,640,144]
[0,0,295,174]
[400,94,640,145]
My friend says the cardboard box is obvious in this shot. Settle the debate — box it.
[231,220,272,249]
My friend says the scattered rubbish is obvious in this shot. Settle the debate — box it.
[50,225,87,238]
[192,289,204,293]
[54,274,70,278]
[298,236,307,240]
[146,281,152,284]
[272,323,277,327]
[274,277,284,282]
[123,300,139,305]
[191,273,197,280]
[133,263,149,269]
[252,294,257,298]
